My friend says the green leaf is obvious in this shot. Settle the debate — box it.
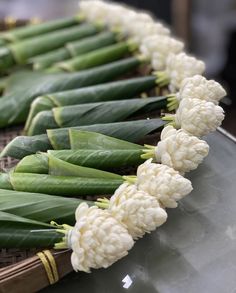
[28,96,166,135]
[66,31,117,57]
[1,16,82,42]
[30,47,71,70]
[0,188,92,225]
[55,41,131,72]
[15,153,49,174]
[48,118,166,150]
[10,23,99,64]
[25,75,157,130]
[15,148,144,174]
[50,149,145,170]
[0,173,13,189]
[69,130,142,150]
[30,31,118,70]
[0,57,141,128]
[48,154,121,179]
[1,118,166,159]
[9,173,123,196]
[0,211,62,248]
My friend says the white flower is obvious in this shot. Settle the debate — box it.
[103,4,129,28]
[175,98,225,137]
[79,1,109,23]
[70,203,134,273]
[166,53,205,91]
[140,35,184,70]
[108,183,167,239]
[136,159,193,208]
[155,125,209,173]
[127,22,170,43]
[177,75,226,104]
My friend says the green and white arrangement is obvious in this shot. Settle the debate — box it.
[0,0,226,274]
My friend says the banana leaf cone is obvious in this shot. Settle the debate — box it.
[0,23,100,71]
[0,189,93,225]
[0,172,123,197]
[27,96,167,135]
[30,31,118,70]
[0,56,142,128]
[15,131,144,173]
[52,40,137,72]
[0,211,62,248]
[24,75,157,131]
[0,15,84,42]
[15,149,145,174]
[1,119,166,159]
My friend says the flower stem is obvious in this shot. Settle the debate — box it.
[95,198,110,209]
[153,71,170,87]
[123,175,137,184]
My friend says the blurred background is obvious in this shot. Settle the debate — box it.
[0,0,235,135]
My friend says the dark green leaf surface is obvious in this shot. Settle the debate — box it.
[28,96,166,135]
[0,57,141,128]
[0,211,62,248]
[48,118,166,150]
[67,31,117,57]
[1,119,166,159]
[0,188,91,225]
[25,75,157,129]
[10,23,99,64]
[56,41,131,71]
[9,173,123,196]
[50,149,144,170]
[48,154,121,179]
[30,31,118,70]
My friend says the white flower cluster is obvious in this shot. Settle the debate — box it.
[165,53,206,92]
[108,183,167,239]
[175,98,225,137]
[136,159,193,208]
[78,0,172,64]
[140,35,184,70]
[178,75,226,104]
[155,125,209,173]
[70,203,134,272]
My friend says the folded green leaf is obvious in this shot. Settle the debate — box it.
[25,75,157,130]
[1,119,166,159]
[28,96,167,135]
[48,118,166,150]
[0,211,62,248]
[2,172,123,196]
[0,188,92,225]
[48,154,121,179]
[15,128,142,173]
[69,130,142,150]
[0,16,82,42]
[54,41,134,72]
[31,31,118,70]
[0,57,141,128]
[15,149,144,173]
[66,30,117,57]
[10,23,100,64]
[15,153,50,174]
